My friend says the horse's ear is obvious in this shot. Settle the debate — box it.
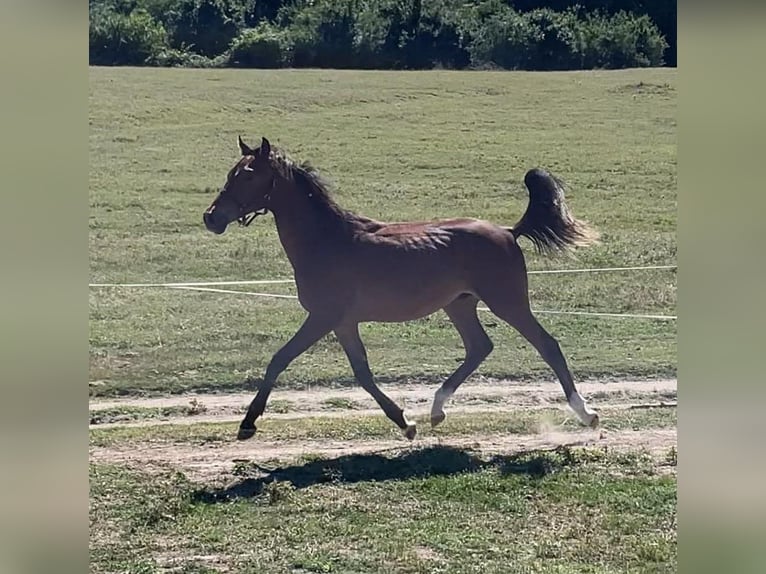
[260,137,271,158]
[238,135,254,156]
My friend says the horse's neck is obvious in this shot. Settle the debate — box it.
[272,188,346,271]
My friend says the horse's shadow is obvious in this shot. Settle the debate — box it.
[193,445,576,504]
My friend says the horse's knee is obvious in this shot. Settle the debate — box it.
[468,335,494,365]
[478,336,494,360]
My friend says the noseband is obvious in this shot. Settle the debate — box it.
[235,177,275,227]
[238,205,268,227]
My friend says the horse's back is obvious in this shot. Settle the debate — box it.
[339,219,521,317]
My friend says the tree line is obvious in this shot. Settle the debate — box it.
[89,0,676,70]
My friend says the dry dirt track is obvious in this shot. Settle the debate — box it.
[90,379,677,426]
[89,378,677,480]
[90,429,677,482]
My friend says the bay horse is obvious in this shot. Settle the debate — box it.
[203,136,601,441]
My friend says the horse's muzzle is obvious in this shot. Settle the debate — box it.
[203,211,226,235]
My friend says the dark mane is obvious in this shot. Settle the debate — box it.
[291,161,346,218]
[272,150,380,234]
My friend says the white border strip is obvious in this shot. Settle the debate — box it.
[89,264,676,288]
[169,285,676,321]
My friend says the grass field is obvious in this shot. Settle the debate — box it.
[89,67,676,573]
[89,67,676,397]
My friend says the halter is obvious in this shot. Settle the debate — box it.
[237,205,268,227]
[235,177,275,227]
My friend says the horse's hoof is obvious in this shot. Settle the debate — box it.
[587,413,600,429]
[430,412,446,428]
[237,426,257,440]
[403,423,417,441]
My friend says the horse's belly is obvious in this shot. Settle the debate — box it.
[349,283,468,322]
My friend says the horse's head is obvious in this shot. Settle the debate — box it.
[203,136,276,234]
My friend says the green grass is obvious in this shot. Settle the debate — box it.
[89,67,676,397]
[268,399,295,413]
[89,398,209,425]
[90,446,676,573]
[89,405,676,448]
[89,67,676,574]
[90,287,675,396]
[322,397,365,410]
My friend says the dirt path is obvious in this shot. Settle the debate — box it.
[90,428,677,482]
[89,378,677,429]
[90,380,677,480]
[89,379,677,480]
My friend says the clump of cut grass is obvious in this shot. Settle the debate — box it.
[322,397,364,410]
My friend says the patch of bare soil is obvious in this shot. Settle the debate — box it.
[89,378,677,429]
[90,379,677,481]
[90,428,677,482]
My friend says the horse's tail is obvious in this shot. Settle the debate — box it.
[510,168,599,255]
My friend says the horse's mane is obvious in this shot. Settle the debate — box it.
[269,148,380,234]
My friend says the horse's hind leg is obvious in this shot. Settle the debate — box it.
[334,322,417,440]
[431,295,494,427]
[482,292,599,428]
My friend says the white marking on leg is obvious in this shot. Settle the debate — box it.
[568,392,599,427]
[431,388,453,421]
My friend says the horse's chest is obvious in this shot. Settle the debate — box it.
[293,274,350,313]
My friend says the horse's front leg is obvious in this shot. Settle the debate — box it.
[334,322,417,440]
[238,312,336,440]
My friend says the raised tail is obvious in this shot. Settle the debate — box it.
[511,168,599,255]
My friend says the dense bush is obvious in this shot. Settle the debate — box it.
[283,0,471,69]
[401,0,472,69]
[147,47,223,67]
[162,0,244,57]
[467,3,539,70]
[88,0,674,69]
[508,0,676,65]
[466,4,666,70]
[580,11,667,68]
[228,23,293,68]
[523,9,585,70]
[89,7,169,65]
[242,0,285,27]
[286,0,360,68]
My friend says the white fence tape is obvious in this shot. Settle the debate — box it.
[167,285,676,321]
[168,285,299,299]
[89,264,676,288]
[91,264,677,321]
